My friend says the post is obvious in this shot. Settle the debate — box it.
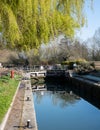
[11,70,14,78]
[27,96,30,101]
[27,120,31,128]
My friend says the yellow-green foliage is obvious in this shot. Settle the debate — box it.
[0,75,19,123]
[0,0,92,50]
[75,59,87,64]
[62,58,87,65]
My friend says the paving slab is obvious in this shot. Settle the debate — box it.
[21,79,38,130]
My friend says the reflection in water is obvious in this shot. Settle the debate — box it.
[33,90,80,108]
[33,83,100,130]
[31,78,100,109]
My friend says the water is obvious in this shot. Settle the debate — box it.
[33,84,100,130]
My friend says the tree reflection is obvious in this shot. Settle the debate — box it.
[33,83,80,108]
[51,91,80,108]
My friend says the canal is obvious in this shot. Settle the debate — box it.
[32,82,100,130]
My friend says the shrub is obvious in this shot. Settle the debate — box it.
[61,59,88,69]
[90,62,95,68]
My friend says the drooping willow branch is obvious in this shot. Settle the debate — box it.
[0,0,92,51]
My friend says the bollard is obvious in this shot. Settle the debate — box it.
[27,96,30,101]
[27,120,30,127]
[11,70,14,78]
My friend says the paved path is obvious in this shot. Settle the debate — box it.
[21,73,38,130]
[74,74,100,86]
[82,75,100,82]
[2,81,25,130]
[0,73,38,130]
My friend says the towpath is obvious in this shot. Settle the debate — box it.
[0,73,38,130]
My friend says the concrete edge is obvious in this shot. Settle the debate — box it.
[30,81,38,130]
[0,81,21,130]
[21,74,38,130]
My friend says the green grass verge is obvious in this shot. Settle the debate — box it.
[0,75,20,123]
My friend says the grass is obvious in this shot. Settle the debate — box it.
[0,74,20,123]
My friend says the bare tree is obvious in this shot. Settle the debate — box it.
[86,28,100,61]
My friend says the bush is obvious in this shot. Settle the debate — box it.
[61,59,87,69]
[90,62,95,68]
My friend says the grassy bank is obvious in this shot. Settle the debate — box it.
[0,75,20,123]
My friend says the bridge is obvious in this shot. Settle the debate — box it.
[30,71,46,77]
[30,69,71,78]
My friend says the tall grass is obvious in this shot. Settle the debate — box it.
[0,75,19,123]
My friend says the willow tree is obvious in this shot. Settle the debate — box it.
[0,0,92,51]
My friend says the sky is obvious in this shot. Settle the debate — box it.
[76,0,100,41]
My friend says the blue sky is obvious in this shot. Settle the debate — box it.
[76,0,100,41]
